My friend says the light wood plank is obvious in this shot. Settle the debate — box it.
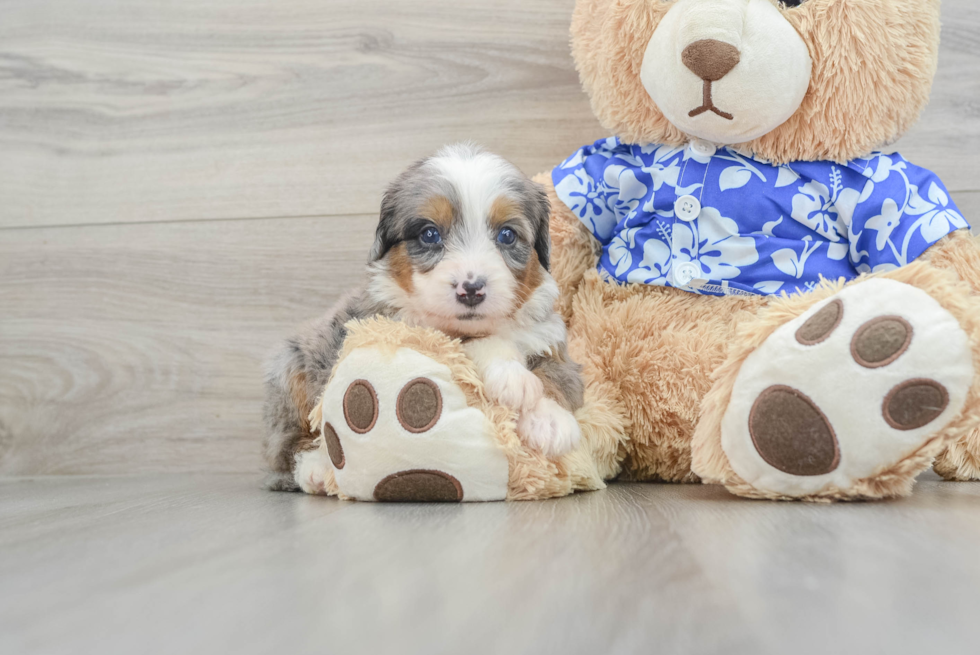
[893,0,980,182]
[0,0,603,228]
[0,215,377,475]
[1,0,977,229]
[1,475,979,655]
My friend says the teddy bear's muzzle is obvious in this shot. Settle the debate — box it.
[681,39,740,83]
[640,0,812,144]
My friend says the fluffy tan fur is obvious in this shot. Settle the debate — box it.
[925,232,980,482]
[307,0,978,502]
[691,248,980,500]
[308,316,612,500]
[308,211,979,502]
[541,163,980,499]
[572,0,940,163]
[529,0,980,501]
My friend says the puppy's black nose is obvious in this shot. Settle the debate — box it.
[457,279,486,307]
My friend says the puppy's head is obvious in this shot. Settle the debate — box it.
[367,144,552,337]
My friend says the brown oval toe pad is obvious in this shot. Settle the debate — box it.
[796,299,843,346]
[344,380,379,433]
[396,378,442,433]
[883,379,949,430]
[323,422,345,469]
[373,470,463,502]
[852,316,913,368]
[749,385,840,476]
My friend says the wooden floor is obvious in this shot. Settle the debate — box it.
[2,473,979,655]
[2,2,980,653]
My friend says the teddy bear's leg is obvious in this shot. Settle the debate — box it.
[568,269,766,482]
[924,231,980,481]
[693,256,980,500]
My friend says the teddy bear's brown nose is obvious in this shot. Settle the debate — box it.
[682,39,741,82]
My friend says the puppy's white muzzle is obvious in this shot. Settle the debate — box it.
[640,0,812,145]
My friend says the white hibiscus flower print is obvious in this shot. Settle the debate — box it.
[555,168,618,239]
[603,165,650,217]
[917,182,968,242]
[790,167,853,241]
[866,181,967,267]
[619,146,683,193]
[866,198,901,251]
[627,233,672,285]
[775,166,800,188]
[716,150,767,191]
[856,262,899,275]
[672,207,760,280]
[608,227,641,277]
[772,236,823,279]
[862,154,897,183]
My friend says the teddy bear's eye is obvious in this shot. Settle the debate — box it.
[781,0,807,6]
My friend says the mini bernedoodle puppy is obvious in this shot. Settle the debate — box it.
[263,144,585,491]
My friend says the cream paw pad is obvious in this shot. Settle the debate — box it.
[720,278,975,498]
[300,317,608,502]
[315,345,510,502]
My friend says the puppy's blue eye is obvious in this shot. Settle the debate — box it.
[497,228,517,246]
[420,227,442,245]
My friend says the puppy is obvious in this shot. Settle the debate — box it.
[263,144,584,492]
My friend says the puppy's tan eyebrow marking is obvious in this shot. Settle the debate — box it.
[489,196,519,229]
[387,243,415,294]
[419,194,455,232]
[514,249,544,310]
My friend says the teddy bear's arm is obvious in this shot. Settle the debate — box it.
[924,230,980,482]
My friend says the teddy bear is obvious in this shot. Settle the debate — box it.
[304,0,980,502]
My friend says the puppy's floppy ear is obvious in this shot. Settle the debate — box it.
[523,180,552,271]
[369,188,399,262]
[369,159,428,262]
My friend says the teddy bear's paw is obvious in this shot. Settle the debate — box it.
[517,397,582,459]
[314,346,510,502]
[482,359,544,412]
[721,279,974,498]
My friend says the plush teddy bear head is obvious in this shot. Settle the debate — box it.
[572,0,941,163]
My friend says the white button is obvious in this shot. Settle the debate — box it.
[689,140,717,158]
[674,195,701,222]
[673,262,702,287]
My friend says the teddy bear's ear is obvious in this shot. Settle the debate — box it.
[570,0,689,148]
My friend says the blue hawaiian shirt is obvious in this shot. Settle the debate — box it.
[552,137,970,297]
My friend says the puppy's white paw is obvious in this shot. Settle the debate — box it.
[294,448,331,495]
[518,397,582,459]
[483,360,543,412]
